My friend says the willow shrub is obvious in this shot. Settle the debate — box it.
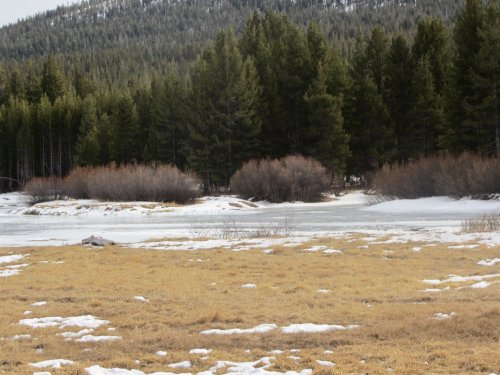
[230,155,331,203]
[24,164,200,204]
[372,153,500,199]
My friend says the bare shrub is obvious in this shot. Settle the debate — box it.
[24,164,200,204]
[462,212,500,233]
[372,153,500,199]
[63,167,93,199]
[23,177,64,204]
[230,155,331,203]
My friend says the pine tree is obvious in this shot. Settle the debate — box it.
[446,0,486,153]
[0,65,8,106]
[25,62,42,103]
[109,91,141,164]
[470,0,500,157]
[75,96,101,166]
[5,98,34,184]
[96,113,112,165]
[345,38,395,178]
[412,17,450,94]
[188,28,261,188]
[35,95,53,176]
[384,35,413,162]
[410,57,445,157]
[41,56,67,104]
[241,12,312,157]
[365,26,389,94]
[304,63,350,174]
[9,68,25,99]
[146,69,188,166]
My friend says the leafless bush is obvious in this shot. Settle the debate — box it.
[462,212,500,233]
[230,155,331,203]
[24,164,200,204]
[372,153,500,199]
[23,177,64,204]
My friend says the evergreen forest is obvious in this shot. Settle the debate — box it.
[0,0,499,191]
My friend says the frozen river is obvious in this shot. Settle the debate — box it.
[1,192,499,247]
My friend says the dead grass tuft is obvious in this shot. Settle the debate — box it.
[462,212,500,233]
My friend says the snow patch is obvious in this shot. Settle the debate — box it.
[189,348,212,355]
[58,329,94,339]
[206,357,312,375]
[281,323,359,334]
[324,249,343,254]
[448,244,479,249]
[30,359,74,368]
[75,335,122,343]
[421,287,450,293]
[0,254,27,264]
[316,360,335,367]
[19,315,110,329]
[423,273,500,285]
[467,281,492,289]
[86,366,188,375]
[5,263,29,269]
[11,334,31,340]
[268,350,284,354]
[201,324,277,335]
[241,284,256,289]
[432,312,457,320]
[0,269,21,277]
[477,258,500,266]
[168,361,192,369]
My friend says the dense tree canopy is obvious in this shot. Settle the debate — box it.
[0,0,499,191]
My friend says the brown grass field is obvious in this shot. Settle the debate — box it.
[0,236,499,374]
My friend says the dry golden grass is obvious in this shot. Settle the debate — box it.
[0,236,499,374]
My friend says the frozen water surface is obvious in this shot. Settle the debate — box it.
[1,192,499,247]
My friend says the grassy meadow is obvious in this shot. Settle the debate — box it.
[0,236,499,374]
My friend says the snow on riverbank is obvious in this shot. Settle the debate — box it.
[6,191,366,217]
[3,191,499,217]
[364,196,500,213]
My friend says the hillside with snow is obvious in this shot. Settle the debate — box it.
[0,0,463,81]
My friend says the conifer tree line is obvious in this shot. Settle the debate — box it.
[0,0,499,191]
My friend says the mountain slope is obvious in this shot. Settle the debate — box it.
[0,0,463,80]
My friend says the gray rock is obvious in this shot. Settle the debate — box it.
[82,235,116,247]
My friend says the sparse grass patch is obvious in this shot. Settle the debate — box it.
[190,213,296,239]
[462,212,500,233]
[0,237,499,374]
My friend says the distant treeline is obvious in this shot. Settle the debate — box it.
[0,0,499,191]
